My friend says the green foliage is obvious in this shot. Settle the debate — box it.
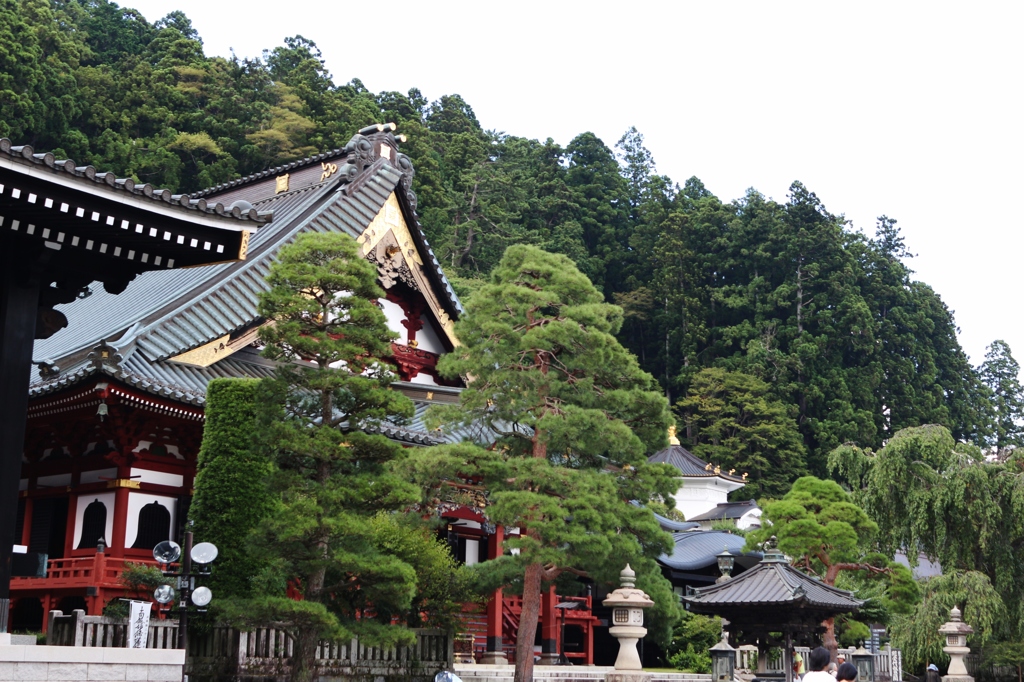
[708,520,746,537]
[103,562,167,618]
[188,379,273,598]
[891,571,1005,672]
[253,231,422,682]
[678,368,806,499]
[831,425,1024,640]
[979,340,1024,453]
[667,610,720,672]
[405,246,679,681]
[368,513,479,632]
[745,476,919,648]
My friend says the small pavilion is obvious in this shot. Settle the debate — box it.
[683,551,862,682]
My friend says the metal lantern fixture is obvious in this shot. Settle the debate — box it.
[710,635,736,682]
[716,549,735,583]
[852,642,875,682]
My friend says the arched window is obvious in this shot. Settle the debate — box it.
[76,498,107,550]
[131,502,171,550]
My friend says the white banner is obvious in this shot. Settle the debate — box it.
[127,601,152,649]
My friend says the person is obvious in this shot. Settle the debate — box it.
[794,652,806,678]
[828,663,838,677]
[837,654,847,666]
[837,662,858,682]
[802,647,835,682]
[926,663,941,682]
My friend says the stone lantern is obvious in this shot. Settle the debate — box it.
[852,643,875,682]
[710,634,736,682]
[939,606,974,682]
[603,565,654,681]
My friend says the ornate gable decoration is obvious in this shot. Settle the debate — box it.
[359,193,458,346]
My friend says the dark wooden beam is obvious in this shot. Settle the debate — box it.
[0,248,42,633]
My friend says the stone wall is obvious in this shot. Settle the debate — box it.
[0,643,184,682]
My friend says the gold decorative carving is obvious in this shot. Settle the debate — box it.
[238,230,250,260]
[275,174,290,194]
[107,478,141,489]
[358,193,459,347]
[168,335,231,368]
[320,162,339,182]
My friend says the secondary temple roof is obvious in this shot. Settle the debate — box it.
[26,125,468,446]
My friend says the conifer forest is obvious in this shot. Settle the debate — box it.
[5,0,1022,496]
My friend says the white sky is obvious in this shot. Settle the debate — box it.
[126,0,1024,367]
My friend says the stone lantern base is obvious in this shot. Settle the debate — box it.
[606,672,651,682]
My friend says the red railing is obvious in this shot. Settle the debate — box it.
[12,553,161,589]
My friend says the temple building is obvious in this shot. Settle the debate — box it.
[8,124,759,668]
[5,124,605,665]
[647,432,761,530]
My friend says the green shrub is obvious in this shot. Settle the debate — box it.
[188,379,274,598]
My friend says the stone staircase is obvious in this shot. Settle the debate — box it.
[453,663,712,682]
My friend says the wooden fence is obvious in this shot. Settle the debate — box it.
[736,645,902,681]
[46,610,451,682]
[47,609,178,648]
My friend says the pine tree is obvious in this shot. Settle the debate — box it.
[249,232,419,682]
[414,245,680,682]
[678,368,806,499]
[979,340,1024,454]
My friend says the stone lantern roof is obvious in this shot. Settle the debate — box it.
[603,565,654,608]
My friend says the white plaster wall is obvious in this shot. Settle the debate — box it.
[378,298,408,340]
[123,493,177,549]
[737,508,763,530]
[408,373,439,385]
[72,492,115,550]
[129,468,184,488]
[673,480,730,521]
[37,473,71,488]
[464,538,479,566]
[416,314,445,353]
[79,468,117,485]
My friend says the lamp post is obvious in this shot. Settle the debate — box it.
[152,529,218,682]
[716,549,735,584]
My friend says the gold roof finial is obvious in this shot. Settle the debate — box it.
[668,425,681,446]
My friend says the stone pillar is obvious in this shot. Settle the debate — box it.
[939,606,974,682]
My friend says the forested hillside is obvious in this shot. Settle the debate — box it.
[5,0,1020,491]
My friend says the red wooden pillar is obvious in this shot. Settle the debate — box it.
[108,462,131,558]
[585,595,594,665]
[62,493,77,558]
[19,497,32,546]
[539,584,558,664]
[480,525,507,664]
[40,594,52,633]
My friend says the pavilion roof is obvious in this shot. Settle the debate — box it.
[648,444,746,484]
[684,551,862,613]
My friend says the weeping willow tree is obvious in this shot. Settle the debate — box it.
[890,571,1005,672]
[829,425,1024,647]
